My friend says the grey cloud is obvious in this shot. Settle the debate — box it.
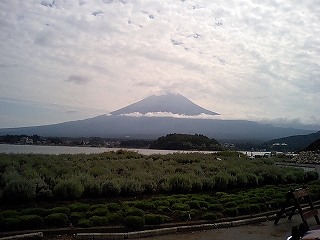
[1,0,320,127]
[66,75,90,85]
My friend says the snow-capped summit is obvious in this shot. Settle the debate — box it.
[110,92,219,116]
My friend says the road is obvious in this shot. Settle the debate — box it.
[141,216,318,240]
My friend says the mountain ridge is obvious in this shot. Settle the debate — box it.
[0,93,317,141]
[110,92,219,116]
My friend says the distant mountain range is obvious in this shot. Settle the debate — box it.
[260,131,320,152]
[0,93,317,141]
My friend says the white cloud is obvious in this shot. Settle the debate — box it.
[0,0,319,128]
[120,111,221,120]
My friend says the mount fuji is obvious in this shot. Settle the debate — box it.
[110,92,218,116]
[0,93,315,140]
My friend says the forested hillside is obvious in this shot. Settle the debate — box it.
[149,133,224,151]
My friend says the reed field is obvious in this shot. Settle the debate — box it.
[0,150,319,231]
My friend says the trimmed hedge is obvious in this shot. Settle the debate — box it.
[124,216,145,229]
[49,207,70,216]
[44,213,69,227]
[201,212,217,220]
[89,216,108,227]
[144,214,165,225]
[19,215,43,230]
[21,208,47,217]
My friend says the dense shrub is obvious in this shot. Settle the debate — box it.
[0,210,20,218]
[201,212,217,220]
[77,218,91,228]
[120,178,143,196]
[101,180,121,196]
[185,200,201,209]
[224,201,237,208]
[49,207,70,216]
[44,213,69,227]
[69,203,90,212]
[172,203,190,211]
[236,204,250,215]
[168,174,192,193]
[19,215,43,230]
[53,179,84,200]
[208,204,224,212]
[124,216,145,229]
[90,207,109,216]
[135,200,156,210]
[89,216,108,227]
[157,206,171,213]
[70,212,86,224]
[249,204,260,213]
[0,217,20,231]
[107,212,123,225]
[107,203,121,212]
[3,179,35,203]
[223,208,239,217]
[125,208,145,217]
[21,207,47,217]
[82,180,102,198]
[144,214,165,225]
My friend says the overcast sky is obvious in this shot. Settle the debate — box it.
[1,0,320,130]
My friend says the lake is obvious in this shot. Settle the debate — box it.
[0,144,216,155]
[0,144,269,156]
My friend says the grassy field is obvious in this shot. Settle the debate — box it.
[0,150,319,231]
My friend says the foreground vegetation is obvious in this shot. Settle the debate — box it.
[0,150,319,232]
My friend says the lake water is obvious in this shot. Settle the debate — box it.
[0,144,216,155]
[0,144,269,156]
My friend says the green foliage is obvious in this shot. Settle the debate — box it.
[172,203,190,211]
[125,208,145,217]
[101,180,121,196]
[0,210,20,218]
[249,204,260,213]
[124,216,145,229]
[3,179,35,203]
[44,213,68,227]
[225,201,237,208]
[19,215,43,230]
[150,133,224,151]
[144,214,165,225]
[0,217,20,231]
[77,218,91,228]
[236,204,250,215]
[53,179,84,200]
[89,216,108,227]
[70,212,86,224]
[107,203,121,212]
[208,204,224,212]
[185,200,201,209]
[1,152,318,202]
[21,208,47,217]
[90,207,109,217]
[49,207,70,216]
[201,212,217,220]
[107,212,123,224]
[120,178,143,196]
[168,174,192,193]
[135,200,156,210]
[223,208,239,217]
[69,203,91,212]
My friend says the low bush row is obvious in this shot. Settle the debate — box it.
[0,152,318,203]
[1,180,320,232]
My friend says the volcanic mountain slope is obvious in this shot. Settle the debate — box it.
[0,93,316,141]
[110,92,219,116]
